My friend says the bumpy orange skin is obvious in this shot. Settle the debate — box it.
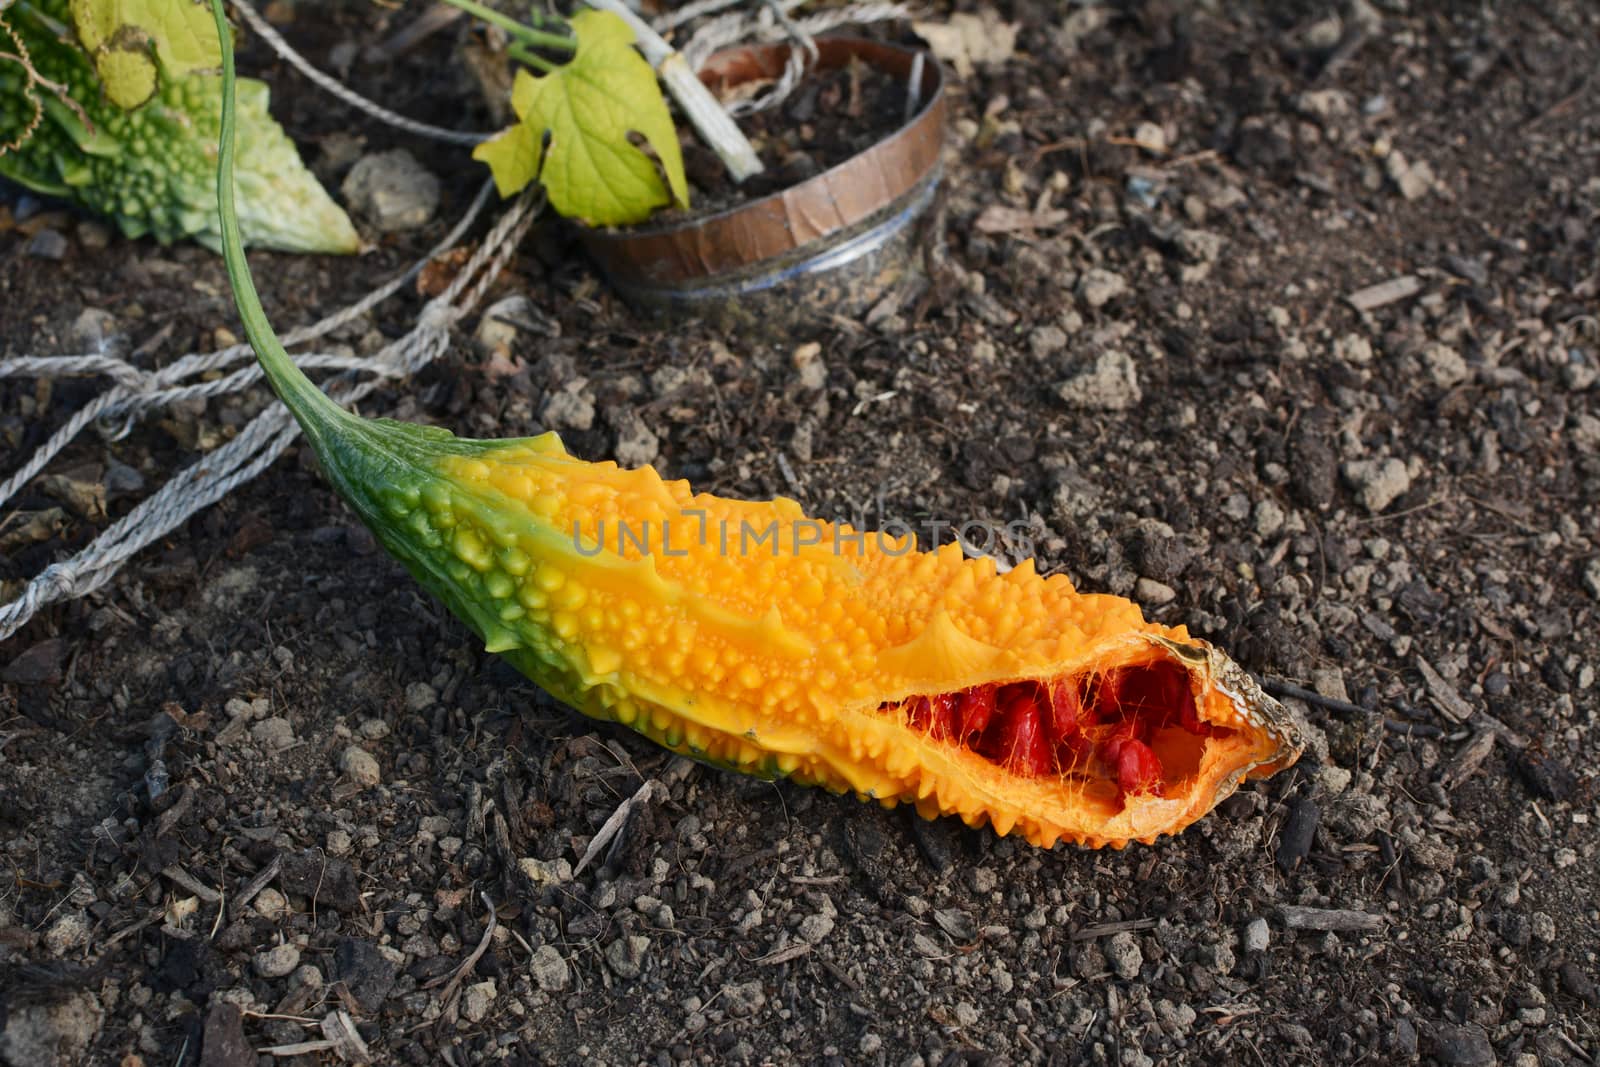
[355,434,1305,850]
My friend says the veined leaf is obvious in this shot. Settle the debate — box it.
[70,0,221,108]
[472,9,688,227]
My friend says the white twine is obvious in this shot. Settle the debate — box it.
[0,179,495,513]
[0,183,542,643]
[674,1,913,115]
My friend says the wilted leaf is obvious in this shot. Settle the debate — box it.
[70,0,223,109]
[472,10,688,226]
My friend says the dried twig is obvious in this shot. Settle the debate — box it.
[424,892,498,1021]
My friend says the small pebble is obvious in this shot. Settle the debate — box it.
[339,746,380,787]
[1105,932,1143,980]
[530,945,571,992]
[253,888,291,921]
[1342,457,1411,513]
[43,913,89,956]
[1077,268,1128,308]
[27,229,68,259]
[250,717,295,753]
[1242,917,1270,953]
[341,149,441,232]
[461,980,496,1023]
[253,943,301,979]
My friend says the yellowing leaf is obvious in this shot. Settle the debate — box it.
[472,118,540,199]
[71,0,222,109]
[471,10,688,226]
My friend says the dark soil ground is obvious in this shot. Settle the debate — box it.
[3,1,1599,1065]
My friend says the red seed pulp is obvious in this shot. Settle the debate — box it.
[881,661,1226,802]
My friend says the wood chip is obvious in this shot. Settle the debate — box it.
[756,942,812,966]
[1440,731,1497,789]
[1277,905,1386,933]
[1346,274,1422,311]
[161,864,221,904]
[320,1009,371,1064]
[229,854,282,920]
[1070,918,1156,941]
[1416,656,1474,723]
[973,204,1069,235]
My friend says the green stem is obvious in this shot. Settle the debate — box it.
[209,0,348,445]
[439,0,576,53]
[506,42,556,73]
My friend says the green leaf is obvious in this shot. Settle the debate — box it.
[70,0,222,109]
[471,9,688,226]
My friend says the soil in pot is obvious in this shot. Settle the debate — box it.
[580,37,946,335]
[677,56,912,216]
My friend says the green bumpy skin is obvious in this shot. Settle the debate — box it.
[0,0,357,253]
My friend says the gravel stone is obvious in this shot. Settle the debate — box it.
[798,913,835,943]
[721,979,766,1018]
[1077,268,1129,308]
[1434,1022,1494,1066]
[26,229,67,260]
[1421,343,1469,387]
[1334,333,1374,365]
[530,945,571,992]
[610,407,661,468]
[41,913,88,957]
[253,888,290,921]
[404,682,438,712]
[250,717,295,752]
[1342,457,1411,513]
[1135,577,1176,605]
[792,342,828,390]
[253,943,301,978]
[1581,558,1600,601]
[1197,940,1235,975]
[1056,350,1142,411]
[339,745,380,787]
[605,935,650,979]
[1242,917,1271,953]
[0,991,102,1067]
[1106,932,1143,979]
[1029,324,1068,357]
[1254,498,1286,537]
[542,382,597,431]
[341,149,441,232]
[518,857,573,889]
[461,980,496,1023]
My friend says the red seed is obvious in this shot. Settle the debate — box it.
[1104,737,1165,796]
[907,694,959,740]
[1046,680,1081,745]
[956,686,996,741]
[991,699,1052,776]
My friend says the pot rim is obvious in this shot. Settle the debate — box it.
[582,35,947,284]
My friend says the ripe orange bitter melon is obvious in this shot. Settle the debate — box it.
[208,0,1301,849]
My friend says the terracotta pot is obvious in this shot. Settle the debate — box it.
[580,36,947,332]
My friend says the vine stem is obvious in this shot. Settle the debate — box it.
[437,0,576,54]
[210,0,348,452]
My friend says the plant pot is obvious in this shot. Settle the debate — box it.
[580,36,947,333]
